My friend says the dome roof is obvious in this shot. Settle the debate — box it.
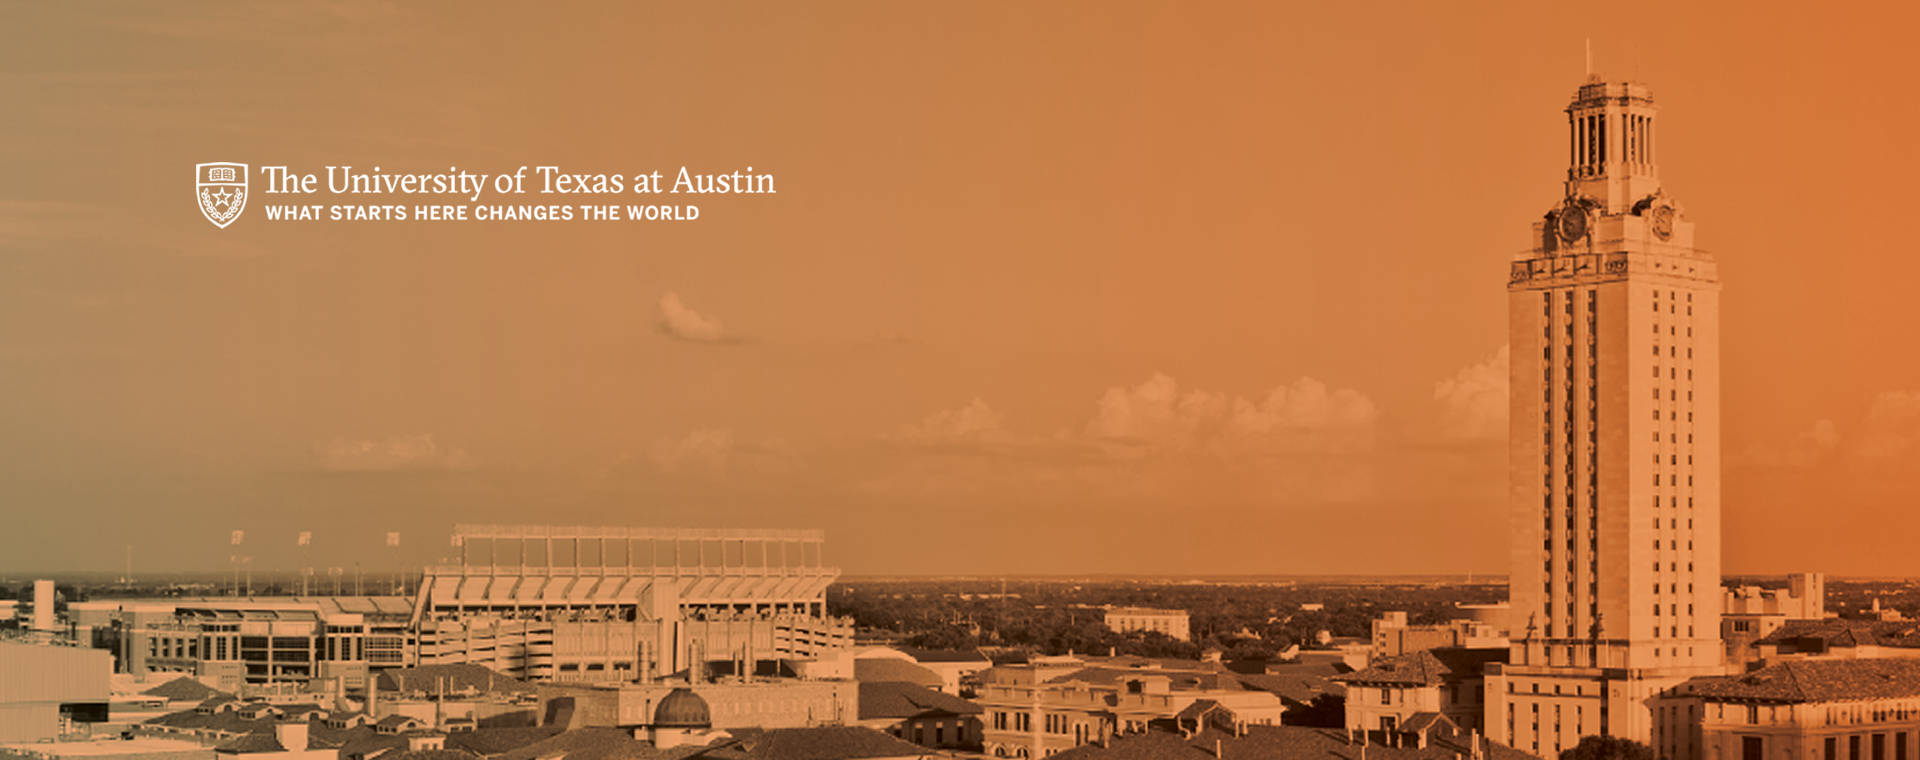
[652,687,711,729]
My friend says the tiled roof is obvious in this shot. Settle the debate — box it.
[1173,699,1224,722]
[901,647,990,663]
[443,725,563,756]
[378,664,534,695]
[1399,712,1456,735]
[335,730,408,760]
[857,681,983,720]
[146,707,273,735]
[196,696,244,712]
[143,676,231,701]
[699,726,932,760]
[493,726,703,760]
[1336,648,1505,687]
[1681,658,1920,703]
[1236,660,1348,704]
[852,658,944,688]
[1757,619,1920,649]
[214,731,286,754]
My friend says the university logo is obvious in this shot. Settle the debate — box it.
[195,162,248,229]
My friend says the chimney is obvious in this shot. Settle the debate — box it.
[1213,738,1221,757]
[368,673,380,718]
[31,580,55,632]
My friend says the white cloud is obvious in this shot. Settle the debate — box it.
[315,433,472,472]
[1085,373,1377,456]
[656,292,730,343]
[1434,345,1509,443]
[869,374,1382,508]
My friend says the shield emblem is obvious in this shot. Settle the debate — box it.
[196,162,249,229]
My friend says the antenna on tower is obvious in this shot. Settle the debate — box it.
[1584,38,1593,79]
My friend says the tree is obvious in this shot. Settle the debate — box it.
[1560,736,1655,760]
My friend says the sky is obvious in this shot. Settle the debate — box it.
[2,1,1917,577]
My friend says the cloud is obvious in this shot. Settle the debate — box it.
[1859,390,1920,461]
[649,428,734,473]
[1734,390,1920,470]
[315,433,472,472]
[1086,373,1377,456]
[656,292,732,343]
[1434,345,1509,443]
[866,374,1383,509]
[896,398,1006,445]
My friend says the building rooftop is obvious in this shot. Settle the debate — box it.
[856,681,982,720]
[1757,619,1920,650]
[492,726,705,760]
[121,596,415,617]
[851,658,943,688]
[212,731,287,754]
[703,726,932,760]
[1105,607,1188,617]
[1234,660,1349,704]
[1045,665,1243,691]
[377,663,533,696]
[1335,647,1506,688]
[653,687,712,729]
[142,676,230,701]
[898,646,990,663]
[1681,658,1920,703]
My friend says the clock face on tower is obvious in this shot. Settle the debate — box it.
[1651,205,1675,240]
[1556,203,1588,243]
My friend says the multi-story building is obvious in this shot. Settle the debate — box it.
[1484,75,1729,757]
[0,640,111,742]
[975,655,1283,758]
[856,681,985,751]
[1723,573,1827,667]
[411,525,853,682]
[1749,619,1920,665]
[1338,647,1506,736]
[1651,658,1920,760]
[1372,612,1509,660]
[74,597,411,690]
[1102,608,1190,642]
[69,526,853,691]
[536,677,859,730]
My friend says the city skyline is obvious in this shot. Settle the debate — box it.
[5,2,1920,577]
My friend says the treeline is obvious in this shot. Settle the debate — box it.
[829,580,1505,659]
